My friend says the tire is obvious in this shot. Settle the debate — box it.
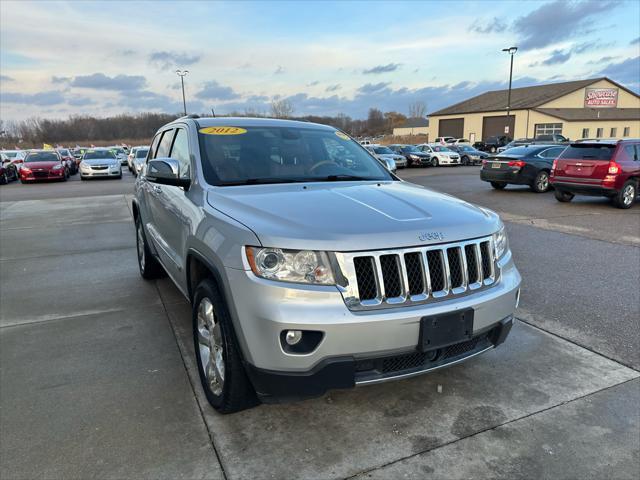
[491,181,506,190]
[135,216,165,279]
[432,157,439,167]
[0,172,7,185]
[612,180,636,209]
[531,171,550,193]
[80,175,87,181]
[461,155,469,166]
[193,278,258,413]
[554,189,574,203]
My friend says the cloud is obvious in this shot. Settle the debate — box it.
[1,75,14,82]
[306,80,320,87]
[326,84,341,92]
[120,49,136,56]
[597,56,640,90]
[71,73,146,91]
[118,89,204,113]
[631,37,640,45]
[149,51,201,70]
[541,49,572,66]
[587,55,619,64]
[51,76,70,84]
[513,0,621,50]
[1,90,66,106]
[470,17,507,34]
[274,65,285,75]
[194,81,240,101]
[67,96,95,106]
[363,63,401,74]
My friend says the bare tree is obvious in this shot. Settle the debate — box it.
[270,99,294,118]
[408,101,427,118]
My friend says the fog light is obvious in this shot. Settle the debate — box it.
[285,330,302,345]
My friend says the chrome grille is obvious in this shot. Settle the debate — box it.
[336,236,497,311]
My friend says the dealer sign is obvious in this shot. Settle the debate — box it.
[584,87,618,108]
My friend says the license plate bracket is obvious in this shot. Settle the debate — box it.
[418,309,474,352]
[491,162,501,169]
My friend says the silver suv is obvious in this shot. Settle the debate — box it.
[132,117,521,413]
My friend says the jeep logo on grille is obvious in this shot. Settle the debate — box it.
[419,232,445,242]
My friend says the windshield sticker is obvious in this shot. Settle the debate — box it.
[199,127,247,136]
[335,131,350,140]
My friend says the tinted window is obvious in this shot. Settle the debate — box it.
[539,147,565,159]
[374,146,393,154]
[84,150,115,160]
[402,146,420,153]
[198,126,392,185]
[155,129,175,158]
[559,145,615,161]
[148,134,161,160]
[57,149,70,156]
[25,152,59,162]
[497,146,534,157]
[136,149,149,158]
[621,144,638,161]
[170,129,191,179]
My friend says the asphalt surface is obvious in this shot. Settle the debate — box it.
[1,166,638,479]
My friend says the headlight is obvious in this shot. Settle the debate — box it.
[246,247,335,285]
[493,225,509,259]
[52,164,63,170]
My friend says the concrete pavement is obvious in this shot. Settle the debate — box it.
[1,168,638,479]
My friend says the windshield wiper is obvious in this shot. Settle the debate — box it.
[219,177,304,186]
[319,174,373,182]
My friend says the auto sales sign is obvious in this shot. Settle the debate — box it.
[584,88,618,108]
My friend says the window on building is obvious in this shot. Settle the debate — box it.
[582,128,590,139]
[596,128,604,138]
[610,127,617,138]
[534,123,563,137]
[623,127,630,137]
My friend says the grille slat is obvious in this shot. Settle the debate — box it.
[347,237,496,310]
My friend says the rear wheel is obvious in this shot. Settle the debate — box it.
[461,155,469,166]
[554,189,574,203]
[135,216,165,279]
[531,171,550,193]
[491,181,506,190]
[0,172,7,185]
[612,180,636,209]
[193,279,258,413]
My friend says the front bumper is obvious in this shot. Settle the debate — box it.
[226,252,521,399]
[81,168,121,178]
[20,170,65,181]
[439,156,460,165]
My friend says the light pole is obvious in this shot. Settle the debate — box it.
[502,47,517,118]
[175,70,189,116]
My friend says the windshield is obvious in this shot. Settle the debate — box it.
[198,126,393,186]
[110,147,125,154]
[373,146,393,154]
[136,149,149,158]
[559,145,615,161]
[3,152,18,158]
[25,152,59,163]
[402,145,420,153]
[497,146,534,157]
[432,146,452,152]
[57,149,70,156]
[459,146,474,152]
[84,150,116,160]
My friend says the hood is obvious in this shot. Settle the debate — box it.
[82,158,118,166]
[206,181,501,251]
[378,154,400,161]
[22,161,61,169]
[408,151,429,157]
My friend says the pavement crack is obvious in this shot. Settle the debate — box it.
[343,376,639,480]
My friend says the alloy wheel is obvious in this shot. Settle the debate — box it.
[136,224,146,271]
[537,173,549,192]
[623,184,635,206]
[196,298,225,396]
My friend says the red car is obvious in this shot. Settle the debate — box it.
[19,150,69,183]
[550,139,639,209]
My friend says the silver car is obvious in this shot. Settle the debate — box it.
[80,148,122,179]
[366,145,407,168]
[132,117,521,413]
[132,147,149,176]
[109,146,128,165]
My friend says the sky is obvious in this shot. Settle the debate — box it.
[1,0,639,121]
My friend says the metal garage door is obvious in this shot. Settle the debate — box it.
[482,115,515,140]
[438,118,464,138]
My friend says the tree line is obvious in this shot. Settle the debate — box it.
[1,101,427,147]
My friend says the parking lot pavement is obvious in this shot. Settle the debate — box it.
[1,167,639,480]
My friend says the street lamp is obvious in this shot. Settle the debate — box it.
[175,70,189,116]
[502,47,518,119]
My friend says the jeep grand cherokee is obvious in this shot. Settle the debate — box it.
[132,117,521,413]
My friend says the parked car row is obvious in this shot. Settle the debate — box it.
[383,143,488,167]
[127,145,151,176]
[479,139,639,209]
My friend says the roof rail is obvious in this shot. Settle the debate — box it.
[179,114,200,119]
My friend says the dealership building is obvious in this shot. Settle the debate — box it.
[426,77,640,143]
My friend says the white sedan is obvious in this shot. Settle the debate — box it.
[417,144,461,166]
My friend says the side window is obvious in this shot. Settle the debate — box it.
[543,147,564,159]
[170,128,191,179]
[155,129,175,158]
[148,133,162,161]
[621,144,637,161]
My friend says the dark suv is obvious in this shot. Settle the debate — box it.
[550,139,639,208]
[474,135,512,153]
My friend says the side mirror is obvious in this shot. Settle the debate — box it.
[146,157,190,188]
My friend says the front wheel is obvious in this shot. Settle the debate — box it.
[431,157,439,167]
[0,172,7,185]
[554,189,574,203]
[531,171,550,193]
[461,156,469,166]
[491,181,506,190]
[612,180,636,209]
[193,279,258,413]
